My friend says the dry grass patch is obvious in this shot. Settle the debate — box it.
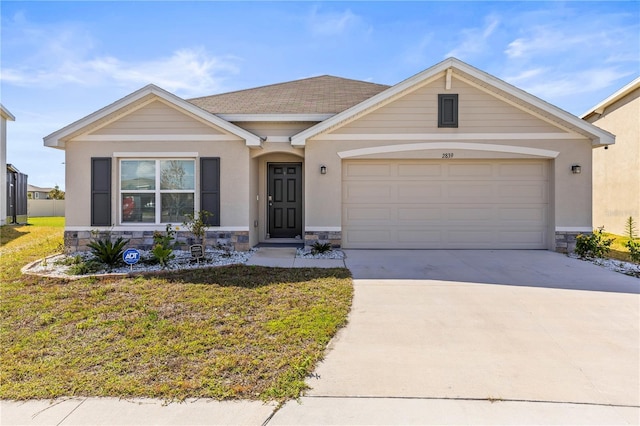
[1,220,353,401]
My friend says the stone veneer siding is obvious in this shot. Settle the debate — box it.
[555,231,583,253]
[64,230,250,253]
[304,230,342,248]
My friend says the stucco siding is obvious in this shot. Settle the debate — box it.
[235,121,318,138]
[91,100,227,135]
[589,89,640,235]
[64,139,250,229]
[334,76,562,134]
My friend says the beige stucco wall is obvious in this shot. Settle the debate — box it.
[303,74,594,250]
[588,89,640,235]
[64,100,253,236]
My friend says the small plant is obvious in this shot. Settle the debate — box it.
[182,210,213,245]
[68,259,103,275]
[87,231,129,267]
[625,216,637,240]
[626,239,640,264]
[151,225,176,268]
[575,227,613,259]
[311,241,332,255]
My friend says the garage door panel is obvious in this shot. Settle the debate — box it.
[448,164,493,177]
[447,183,493,200]
[344,163,392,178]
[499,163,547,178]
[344,182,393,202]
[397,183,442,200]
[397,164,442,177]
[345,206,391,222]
[397,207,442,221]
[342,159,549,249]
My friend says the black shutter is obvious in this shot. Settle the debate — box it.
[200,157,220,226]
[91,157,112,226]
[438,94,459,128]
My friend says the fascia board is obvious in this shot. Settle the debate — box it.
[0,104,16,121]
[580,76,640,119]
[44,84,261,149]
[450,59,615,146]
[218,113,334,122]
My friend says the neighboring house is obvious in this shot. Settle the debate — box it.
[28,184,55,199]
[6,164,28,225]
[582,77,640,236]
[44,57,614,253]
[1,104,16,226]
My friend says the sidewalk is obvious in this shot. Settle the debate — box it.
[245,247,345,268]
[3,396,638,425]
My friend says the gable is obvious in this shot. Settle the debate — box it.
[291,58,614,147]
[332,75,564,135]
[87,100,230,137]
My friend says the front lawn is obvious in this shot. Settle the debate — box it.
[0,220,353,401]
[603,232,640,264]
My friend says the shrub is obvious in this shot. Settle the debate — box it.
[311,242,332,255]
[626,239,640,264]
[575,228,613,259]
[68,259,103,275]
[151,225,176,268]
[182,210,213,245]
[87,232,129,267]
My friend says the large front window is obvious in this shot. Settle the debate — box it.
[120,159,195,224]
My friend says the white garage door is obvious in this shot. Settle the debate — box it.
[342,159,549,249]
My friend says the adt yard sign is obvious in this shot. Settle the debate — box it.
[123,248,141,265]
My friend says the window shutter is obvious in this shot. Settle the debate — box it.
[200,157,220,226]
[438,94,459,128]
[91,157,112,226]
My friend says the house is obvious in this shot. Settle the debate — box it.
[1,104,16,226]
[44,58,614,253]
[582,77,640,236]
[27,184,55,199]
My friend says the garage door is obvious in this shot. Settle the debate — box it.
[342,159,549,249]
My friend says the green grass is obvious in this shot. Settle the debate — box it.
[0,220,353,402]
[603,232,639,264]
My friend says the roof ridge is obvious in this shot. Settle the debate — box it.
[187,75,389,101]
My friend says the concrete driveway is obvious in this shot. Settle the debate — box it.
[273,250,640,424]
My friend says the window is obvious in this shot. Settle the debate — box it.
[120,159,195,224]
[438,94,458,128]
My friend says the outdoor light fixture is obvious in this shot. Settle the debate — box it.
[571,165,581,174]
[320,165,327,174]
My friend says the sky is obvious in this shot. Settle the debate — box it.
[1,1,639,191]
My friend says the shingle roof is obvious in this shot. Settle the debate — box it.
[187,75,390,115]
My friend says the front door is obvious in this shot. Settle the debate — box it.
[267,163,302,239]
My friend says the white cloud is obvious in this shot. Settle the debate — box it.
[1,15,239,97]
[2,48,239,97]
[308,6,371,37]
[445,14,500,59]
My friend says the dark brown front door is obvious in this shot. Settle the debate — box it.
[268,163,302,238]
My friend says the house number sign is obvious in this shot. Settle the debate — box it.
[442,153,454,159]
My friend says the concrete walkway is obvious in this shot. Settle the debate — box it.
[3,250,639,425]
[245,247,346,268]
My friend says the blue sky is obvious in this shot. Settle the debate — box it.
[1,1,639,190]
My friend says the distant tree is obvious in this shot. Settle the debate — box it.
[48,185,65,200]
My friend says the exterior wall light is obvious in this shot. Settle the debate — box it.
[571,165,581,174]
[320,165,327,175]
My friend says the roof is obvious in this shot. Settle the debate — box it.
[187,75,390,115]
[28,184,55,192]
[291,57,616,147]
[581,76,640,118]
[1,104,15,121]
